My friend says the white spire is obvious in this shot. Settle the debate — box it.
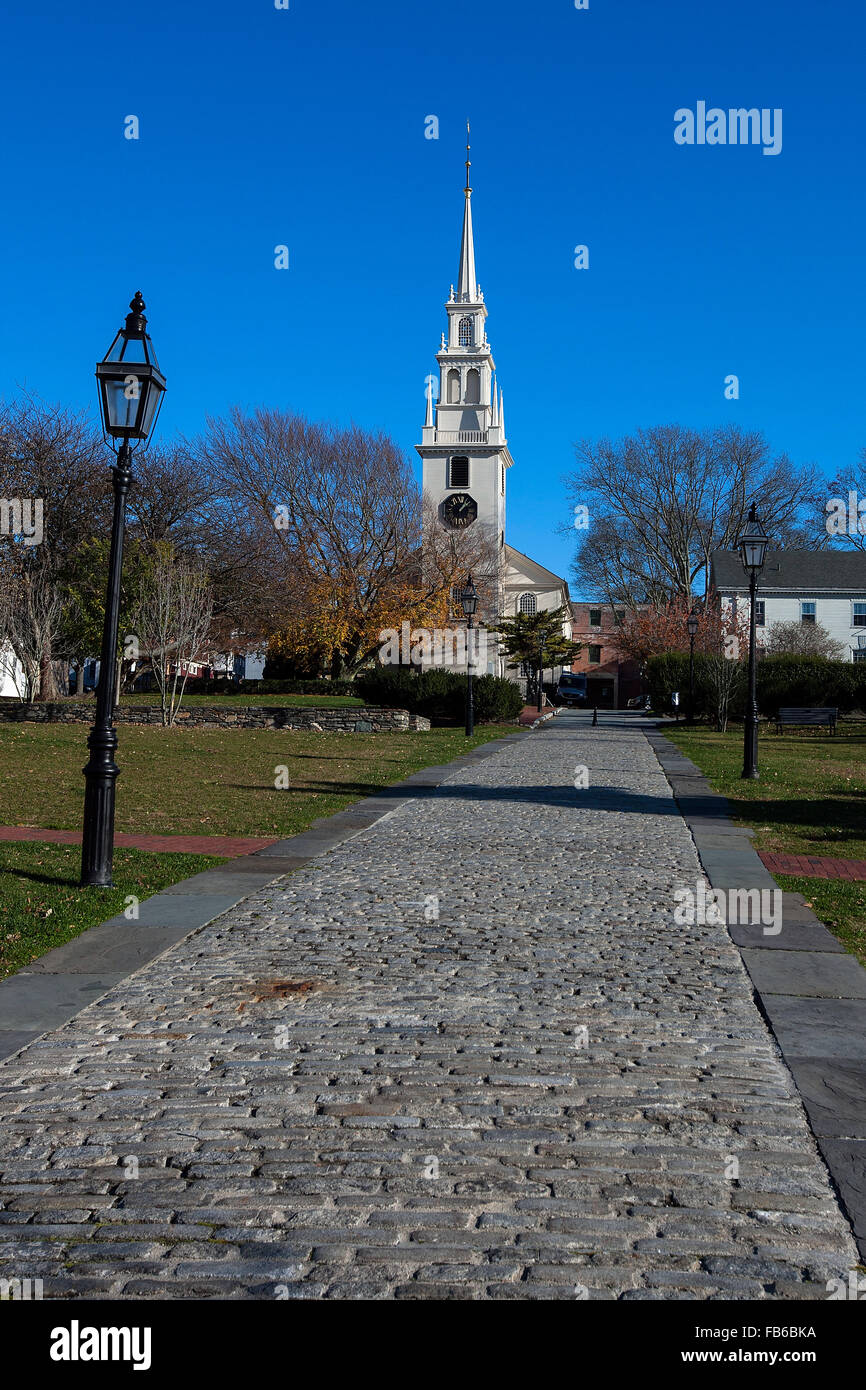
[456,121,477,302]
[425,377,434,428]
[499,388,505,436]
[491,375,498,426]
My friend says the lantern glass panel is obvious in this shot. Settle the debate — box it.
[103,378,141,434]
[139,380,162,437]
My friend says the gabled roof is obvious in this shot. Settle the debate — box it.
[504,544,571,594]
[710,549,866,593]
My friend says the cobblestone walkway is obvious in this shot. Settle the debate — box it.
[0,714,858,1300]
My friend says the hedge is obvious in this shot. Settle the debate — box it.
[355,666,523,724]
[646,652,866,721]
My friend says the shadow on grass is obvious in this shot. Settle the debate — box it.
[0,866,79,889]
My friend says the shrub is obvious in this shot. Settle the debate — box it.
[646,653,691,714]
[355,666,522,724]
[756,656,858,717]
[472,674,524,723]
[647,652,864,722]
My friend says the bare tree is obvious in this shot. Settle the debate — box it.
[822,451,866,552]
[196,408,477,675]
[133,546,214,726]
[0,394,109,699]
[0,566,65,701]
[567,424,816,609]
[764,619,847,660]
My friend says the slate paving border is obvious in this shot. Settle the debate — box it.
[0,732,528,1067]
[646,721,866,1260]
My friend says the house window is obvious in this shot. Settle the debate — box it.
[755,600,765,627]
[854,648,866,663]
[519,593,537,617]
[854,603,866,627]
[449,456,469,488]
[801,601,817,625]
[589,645,602,663]
[614,610,624,626]
[589,609,602,627]
[458,316,474,347]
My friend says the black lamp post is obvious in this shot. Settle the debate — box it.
[537,638,545,716]
[738,502,769,781]
[686,608,699,724]
[460,573,478,737]
[81,293,166,886]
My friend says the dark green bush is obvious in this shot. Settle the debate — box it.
[756,656,858,716]
[472,674,524,723]
[647,652,864,722]
[646,654,691,714]
[356,665,522,724]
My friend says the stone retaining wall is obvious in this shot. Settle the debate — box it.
[0,703,431,733]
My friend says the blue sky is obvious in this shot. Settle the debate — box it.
[1,0,864,589]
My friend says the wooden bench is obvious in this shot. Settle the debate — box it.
[775,706,837,734]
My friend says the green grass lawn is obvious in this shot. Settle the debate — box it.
[0,842,224,980]
[664,723,866,860]
[0,724,512,840]
[664,722,866,961]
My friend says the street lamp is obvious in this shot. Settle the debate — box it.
[537,638,545,716]
[460,573,478,737]
[81,293,166,886]
[737,501,769,781]
[686,608,699,725]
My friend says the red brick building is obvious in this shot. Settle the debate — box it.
[568,603,643,709]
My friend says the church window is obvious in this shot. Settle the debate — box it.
[501,464,505,496]
[458,316,474,347]
[519,593,537,617]
[447,369,460,404]
[449,456,469,488]
[466,368,480,404]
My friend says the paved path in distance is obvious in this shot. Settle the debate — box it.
[0,713,857,1300]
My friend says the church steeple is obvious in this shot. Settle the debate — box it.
[456,122,477,303]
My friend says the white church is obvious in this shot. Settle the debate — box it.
[417,133,572,679]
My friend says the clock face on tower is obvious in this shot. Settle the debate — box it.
[442,492,478,529]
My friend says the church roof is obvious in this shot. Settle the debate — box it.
[504,544,571,595]
[456,186,477,302]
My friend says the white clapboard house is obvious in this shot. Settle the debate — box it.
[709,550,866,661]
